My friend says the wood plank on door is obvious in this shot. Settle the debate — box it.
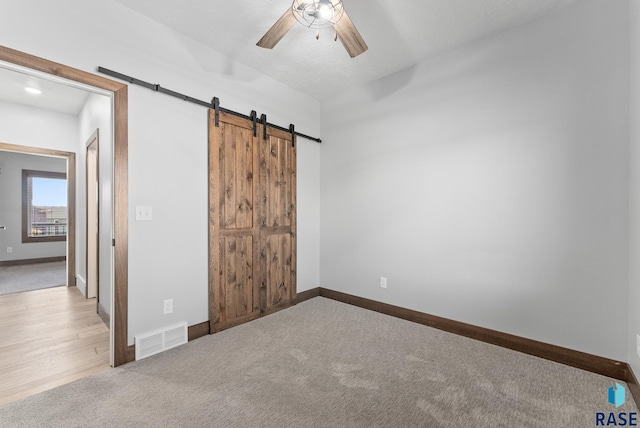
[209,112,260,331]
[258,128,296,317]
[209,110,296,332]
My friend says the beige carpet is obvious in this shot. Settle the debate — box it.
[0,297,636,427]
[0,261,66,295]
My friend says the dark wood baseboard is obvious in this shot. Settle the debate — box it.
[187,290,317,344]
[183,291,317,343]
[318,288,628,381]
[295,287,320,304]
[125,345,135,365]
[97,303,110,327]
[124,291,307,363]
[262,299,294,317]
[210,312,262,334]
[626,365,640,408]
[188,321,210,341]
[0,256,66,267]
[118,287,640,407]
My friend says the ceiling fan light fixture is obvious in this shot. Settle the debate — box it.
[292,0,344,29]
[24,87,42,95]
[257,0,367,58]
[318,4,332,20]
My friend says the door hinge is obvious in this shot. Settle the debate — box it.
[112,238,115,247]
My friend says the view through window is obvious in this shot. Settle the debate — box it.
[22,170,67,243]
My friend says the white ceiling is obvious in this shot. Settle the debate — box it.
[0,1,585,112]
[0,66,89,115]
[113,0,584,101]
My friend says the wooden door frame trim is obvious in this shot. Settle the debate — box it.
[2,145,75,287]
[85,130,100,301]
[0,45,131,366]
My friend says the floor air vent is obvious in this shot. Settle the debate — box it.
[135,322,188,361]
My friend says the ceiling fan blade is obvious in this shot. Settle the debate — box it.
[333,8,368,58]
[257,8,297,49]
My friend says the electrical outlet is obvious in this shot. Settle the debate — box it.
[6,247,12,253]
[163,299,173,315]
[380,277,387,289]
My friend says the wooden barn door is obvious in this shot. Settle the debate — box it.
[209,110,296,332]
[257,124,297,317]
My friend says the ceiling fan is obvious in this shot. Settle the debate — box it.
[257,0,368,58]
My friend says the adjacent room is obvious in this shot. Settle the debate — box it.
[0,68,113,404]
[0,151,68,295]
[0,0,639,426]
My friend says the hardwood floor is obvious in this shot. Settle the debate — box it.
[0,286,110,406]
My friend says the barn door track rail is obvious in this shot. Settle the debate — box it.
[97,67,321,144]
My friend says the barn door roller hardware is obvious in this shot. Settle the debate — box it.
[289,124,296,148]
[250,110,258,137]
[213,97,220,127]
[260,114,268,140]
[97,67,321,144]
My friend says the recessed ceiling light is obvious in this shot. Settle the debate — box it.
[25,87,42,95]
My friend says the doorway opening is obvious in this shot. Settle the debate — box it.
[0,45,130,367]
[0,148,75,295]
[0,45,129,392]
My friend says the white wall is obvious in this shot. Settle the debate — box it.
[0,101,79,263]
[320,0,629,361]
[629,0,640,375]
[0,0,321,344]
[0,151,67,261]
[4,0,627,366]
[297,141,321,292]
[0,100,80,153]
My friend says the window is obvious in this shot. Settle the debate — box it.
[22,170,67,243]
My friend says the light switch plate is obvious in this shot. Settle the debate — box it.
[135,206,153,221]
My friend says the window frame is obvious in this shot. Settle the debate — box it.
[22,169,68,243]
